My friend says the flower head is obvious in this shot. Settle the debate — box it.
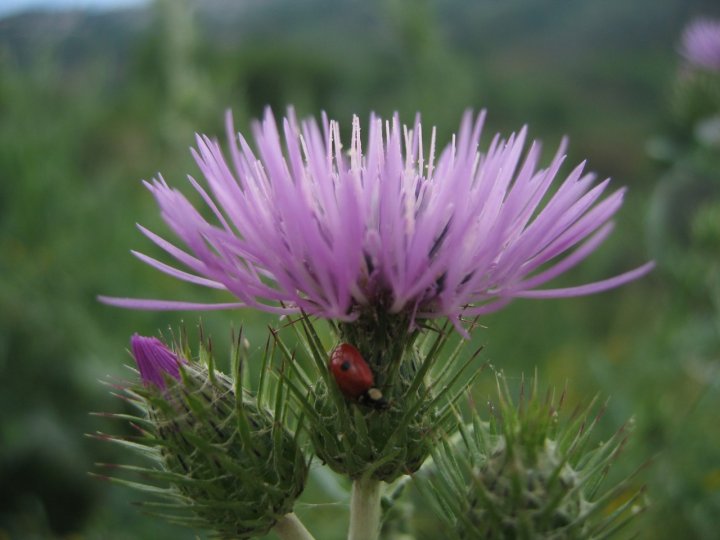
[105,334,308,538]
[680,18,720,72]
[101,108,652,331]
[130,333,182,389]
[417,373,646,538]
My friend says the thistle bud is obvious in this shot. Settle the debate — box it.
[417,373,646,539]
[96,333,307,539]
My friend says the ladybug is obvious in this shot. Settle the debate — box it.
[329,343,386,408]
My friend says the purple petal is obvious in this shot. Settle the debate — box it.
[511,262,656,299]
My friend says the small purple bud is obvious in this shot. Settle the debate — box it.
[130,334,182,389]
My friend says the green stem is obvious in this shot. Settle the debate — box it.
[273,513,316,540]
[348,476,382,540]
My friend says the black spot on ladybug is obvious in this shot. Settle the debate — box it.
[340,361,351,371]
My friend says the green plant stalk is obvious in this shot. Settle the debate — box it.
[273,513,316,540]
[348,476,382,540]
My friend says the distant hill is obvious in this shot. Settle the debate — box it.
[2,0,720,71]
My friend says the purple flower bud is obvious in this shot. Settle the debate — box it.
[102,109,653,331]
[130,334,182,389]
[680,18,720,72]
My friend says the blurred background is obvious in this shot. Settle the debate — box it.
[1,0,720,538]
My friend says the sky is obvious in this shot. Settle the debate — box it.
[0,0,150,17]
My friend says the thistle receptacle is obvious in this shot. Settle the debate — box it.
[277,316,484,482]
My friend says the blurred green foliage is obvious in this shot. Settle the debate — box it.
[1,0,720,538]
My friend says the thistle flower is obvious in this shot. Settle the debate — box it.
[96,334,308,539]
[101,108,652,333]
[680,18,720,72]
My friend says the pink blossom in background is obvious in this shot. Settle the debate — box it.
[681,18,720,72]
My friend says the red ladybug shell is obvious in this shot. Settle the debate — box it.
[329,343,374,399]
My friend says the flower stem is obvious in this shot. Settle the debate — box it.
[348,476,382,540]
[273,513,315,540]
